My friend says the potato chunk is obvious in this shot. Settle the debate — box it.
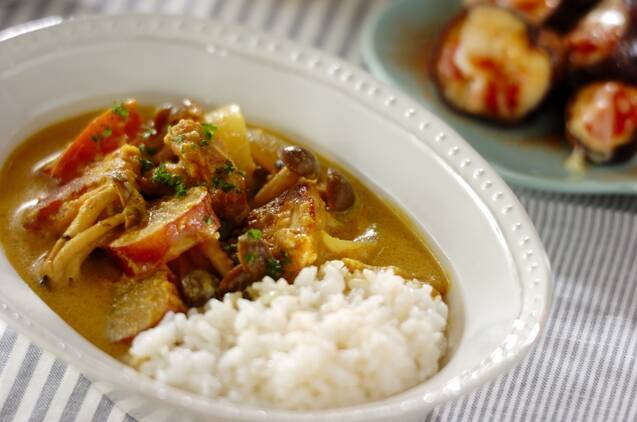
[107,271,184,342]
[109,187,219,275]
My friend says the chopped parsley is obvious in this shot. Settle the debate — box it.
[204,216,214,225]
[139,143,158,155]
[211,176,237,193]
[139,158,154,175]
[266,258,284,279]
[201,123,217,141]
[244,252,257,264]
[90,126,113,143]
[173,134,185,144]
[222,160,234,174]
[112,102,129,119]
[246,228,262,241]
[222,243,237,254]
[102,126,113,138]
[153,163,187,197]
[141,126,157,140]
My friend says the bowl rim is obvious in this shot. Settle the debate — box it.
[0,14,552,421]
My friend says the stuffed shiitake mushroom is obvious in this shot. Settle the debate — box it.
[432,5,562,124]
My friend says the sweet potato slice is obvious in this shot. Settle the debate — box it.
[48,99,142,182]
[106,271,184,342]
[23,145,142,235]
[109,187,220,275]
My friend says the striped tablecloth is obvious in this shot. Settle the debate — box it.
[1,1,636,421]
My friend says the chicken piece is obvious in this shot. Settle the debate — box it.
[109,187,220,276]
[48,100,142,182]
[106,271,184,342]
[247,182,326,277]
[136,99,205,160]
[23,145,143,235]
[165,119,250,223]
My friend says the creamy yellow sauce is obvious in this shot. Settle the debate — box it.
[0,108,448,359]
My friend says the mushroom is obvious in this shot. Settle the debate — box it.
[236,231,273,278]
[180,269,218,307]
[199,236,234,276]
[325,168,355,211]
[253,146,320,207]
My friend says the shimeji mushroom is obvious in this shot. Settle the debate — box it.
[40,179,145,288]
[253,145,320,207]
[37,145,146,288]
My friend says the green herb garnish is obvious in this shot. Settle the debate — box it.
[153,163,187,197]
[112,102,129,119]
[246,228,262,241]
[90,126,112,143]
[142,126,157,140]
[139,158,153,175]
[266,258,284,279]
[102,126,113,138]
[211,176,237,193]
[244,252,257,264]
[222,243,237,254]
[204,216,214,225]
[201,123,217,141]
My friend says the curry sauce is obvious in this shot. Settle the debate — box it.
[0,106,448,359]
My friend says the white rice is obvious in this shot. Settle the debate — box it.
[130,260,448,410]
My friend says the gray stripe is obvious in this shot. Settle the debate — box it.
[337,0,370,57]
[91,395,114,422]
[236,0,255,24]
[58,374,91,422]
[287,0,311,38]
[262,0,282,31]
[61,0,79,16]
[0,343,42,421]
[534,204,603,421]
[603,237,637,420]
[549,203,618,420]
[568,211,630,420]
[29,359,67,422]
[210,0,227,17]
[0,328,18,376]
[508,200,584,420]
[312,0,341,47]
[27,0,49,21]
[122,414,136,422]
[0,0,19,29]
[593,217,637,419]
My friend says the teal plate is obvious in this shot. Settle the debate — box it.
[362,0,637,194]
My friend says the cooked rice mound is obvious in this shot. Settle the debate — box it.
[130,260,448,410]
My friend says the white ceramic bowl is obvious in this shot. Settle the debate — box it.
[0,15,551,422]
